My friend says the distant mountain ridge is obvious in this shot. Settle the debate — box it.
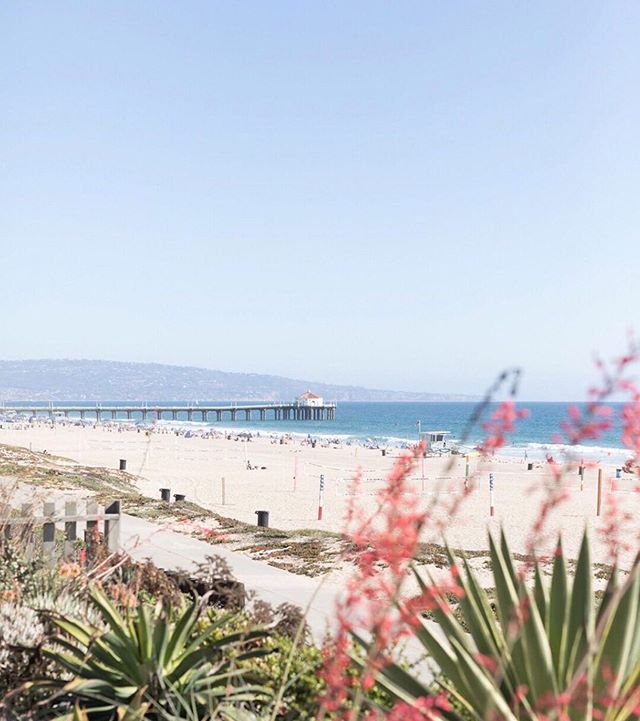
[0,360,474,402]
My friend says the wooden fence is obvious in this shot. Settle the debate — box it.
[1,499,121,563]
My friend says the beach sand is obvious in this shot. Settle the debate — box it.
[0,421,637,568]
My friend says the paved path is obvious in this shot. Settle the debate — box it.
[120,514,340,638]
[120,514,444,681]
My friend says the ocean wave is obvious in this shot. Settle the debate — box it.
[498,442,632,463]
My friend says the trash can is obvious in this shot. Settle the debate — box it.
[527,463,533,471]
[616,468,622,479]
[255,510,269,528]
[160,488,171,502]
[174,493,186,502]
[381,449,386,456]
[119,459,127,471]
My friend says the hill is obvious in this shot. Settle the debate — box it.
[0,359,473,402]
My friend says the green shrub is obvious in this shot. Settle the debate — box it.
[242,635,323,721]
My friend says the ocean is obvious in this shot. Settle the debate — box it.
[3,400,634,463]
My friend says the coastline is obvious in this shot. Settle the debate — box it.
[2,410,633,464]
[0,418,638,570]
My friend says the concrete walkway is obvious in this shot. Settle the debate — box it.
[120,514,340,638]
[120,513,445,681]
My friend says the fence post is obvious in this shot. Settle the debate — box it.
[105,500,121,553]
[42,501,56,565]
[85,500,99,561]
[64,501,77,561]
[21,503,34,560]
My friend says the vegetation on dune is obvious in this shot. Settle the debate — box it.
[0,539,333,720]
[0,442,490,578]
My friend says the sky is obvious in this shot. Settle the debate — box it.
[2,2,640,400]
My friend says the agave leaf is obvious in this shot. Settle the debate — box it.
[563,531,593,683]
[448,636,519,721]
[533,561,549,627]
[412,565,474,654]
[169,645,216,682]
[49,615,96,648]
[45,634,88,659]
[488,532,533,690]
[152,608,170,667]
[72,704,89,721]
[444,551,504,660]
[500,529,520,590]
[548,537,569,677]
[42,649,89,677]
[621,556,640,675]
[594,560,640,696]
[411,617,492,704]
[488,532,520,635]
[605,660,640,721]
[90,585,130,641]
[82,658,130,688]
[91,634,144,682]
[626,595,640,680]
[234,647,275,663]
[518,584,558,700]
[351,631,432,702]
[191,667,270,694]
[116,705,150,721]
[456,553,525,699]
[415,553,529,702]
[63,675,128,699]
[459,553,504,650]
[163,599,200,665]
[133,603,153,662]
[596,564,619,627]
[172,620,229,666]
[114,686,150,720]
[208,627,269,650]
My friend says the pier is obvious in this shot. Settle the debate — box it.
[0,402,336,423]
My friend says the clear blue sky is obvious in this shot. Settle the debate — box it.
[2,2,639,400]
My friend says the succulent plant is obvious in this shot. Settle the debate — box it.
[38,585,273,719]
[360,530,640,721]
[0,602,47,695]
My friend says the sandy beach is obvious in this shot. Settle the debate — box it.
[0,421,637,568]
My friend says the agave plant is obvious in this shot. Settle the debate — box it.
[362,530,640,721]
[36,585,272,720]
[59,700,149,721]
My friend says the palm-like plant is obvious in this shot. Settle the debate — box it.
[365,530,640,721]
[38,585,272,720]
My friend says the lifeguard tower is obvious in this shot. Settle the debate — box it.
[419,430,452,454]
